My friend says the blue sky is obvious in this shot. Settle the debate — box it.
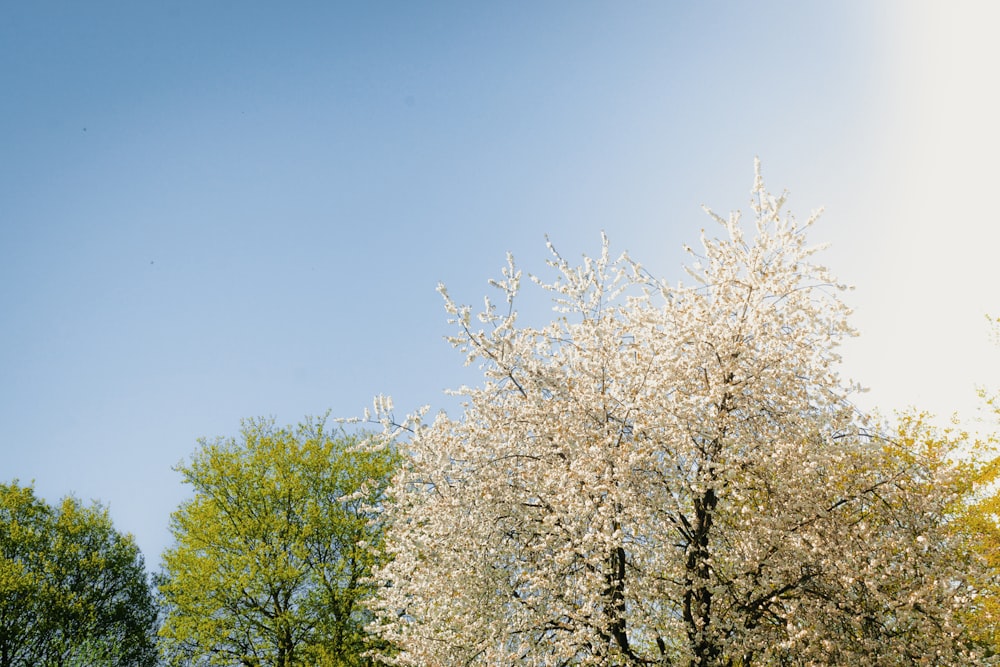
[3,2,998,566]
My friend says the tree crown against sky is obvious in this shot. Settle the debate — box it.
[366,163,993,666]
[158,415,399,667]
[0,480,158,667]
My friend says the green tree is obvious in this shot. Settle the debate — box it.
[0,481,159,667]
[955,315,1000,650]
[159,415,399,667]
[883,412,1000,657]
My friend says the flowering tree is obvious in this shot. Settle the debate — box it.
[368,163,990,665]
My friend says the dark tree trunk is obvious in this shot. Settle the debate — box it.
[684,486,719,667]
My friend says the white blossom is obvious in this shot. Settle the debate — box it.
[367,165,990,666]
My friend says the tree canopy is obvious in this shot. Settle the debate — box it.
[366,163,993,665]
[954,316,1000,650]
[0,480,158,667]
[158,415,400,667]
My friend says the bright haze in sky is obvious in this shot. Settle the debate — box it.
[2,2,998,566]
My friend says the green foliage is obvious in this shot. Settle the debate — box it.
[159,414,399,667]
[0,481,158,667]
[958,315,1000,650]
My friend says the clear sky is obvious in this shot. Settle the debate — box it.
[3,1,999,567]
